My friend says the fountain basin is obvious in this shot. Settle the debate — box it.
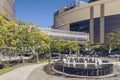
[53,60,113,77]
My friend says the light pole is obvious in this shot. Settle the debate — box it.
[63,62,65,77]
[76,26,82,55]
[63,58,65,77]
[49,41,51,69]
[97,62,99,79]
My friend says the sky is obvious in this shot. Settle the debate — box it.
[16,0,89,28]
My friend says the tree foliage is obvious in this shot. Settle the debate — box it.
[50,37,80,53]
[106,29,120,50]
[0,14,81,60]
[84,41,94,51]
[0,15,50,57]
[66,41,80,51]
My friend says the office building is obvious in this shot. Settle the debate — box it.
[53,0,120,44]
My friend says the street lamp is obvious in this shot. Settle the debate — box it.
[75,26,83,55]
[48,41,52,69]
[97,61,99,78]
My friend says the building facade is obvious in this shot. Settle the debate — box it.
[53,0,120,44]
[0,0,15,20]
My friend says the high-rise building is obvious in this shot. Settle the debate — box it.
[0,0,15,20]
[52,0,120,44]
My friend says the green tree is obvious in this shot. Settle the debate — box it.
[66,41,80,53]
[106,29,120,50]
[0,15,50,63]
[50,37,80,55]
[84,41,94,51]
[16,21,50,63]
[50,38,61,53]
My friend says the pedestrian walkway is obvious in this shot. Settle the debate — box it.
[0,63,47,80]
[0,62,120,80]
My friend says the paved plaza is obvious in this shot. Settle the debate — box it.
[27,62,120,80]
[0,63,47,80]
[0,60,120,80]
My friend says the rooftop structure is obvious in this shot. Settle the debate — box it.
[54,0,87,16]
[89,0,105,3]
[41,28,89,44]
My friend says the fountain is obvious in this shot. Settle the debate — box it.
[73,59,76,67]
[63,58,67,63]
[67,57,70,67]
[53,55,114,78]
[84,60,87,68]
[92,57,95,62]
